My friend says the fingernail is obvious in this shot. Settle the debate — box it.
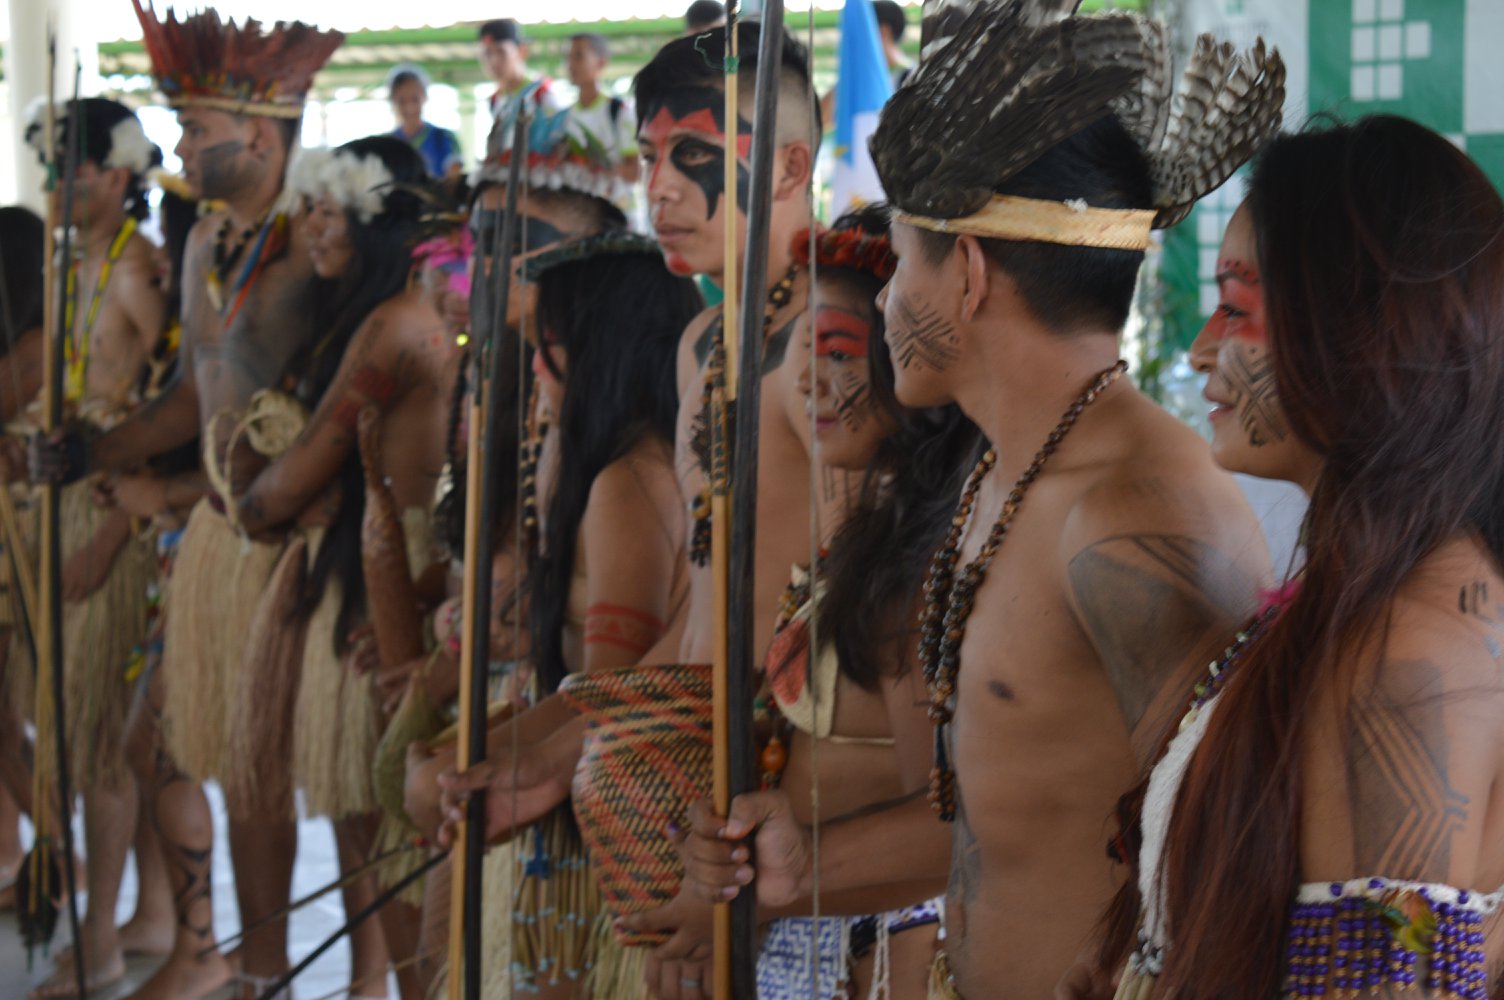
[718,887,738,901]
[731,847,748,862]
[735,866,753,884]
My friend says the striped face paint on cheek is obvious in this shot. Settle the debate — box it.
[815,307,874,432]
[1212,256,1287,446]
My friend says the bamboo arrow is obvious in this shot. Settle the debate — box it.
[712,2,788,995]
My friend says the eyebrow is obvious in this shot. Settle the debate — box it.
[1214,260,1259,286]
[815,307,872,337]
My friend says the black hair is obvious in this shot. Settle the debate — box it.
[634,19,822,138]
[871,0,907,43]
[918,115,1153,334]
[528,251,703,693]
[290,134,428,652]
[0,206,45,356]
[29,99,164,222]
[389,70,426,92]
[811,205,982,689]
[570,32,609,60]
[478,18,523,44]
[683,0,725,31]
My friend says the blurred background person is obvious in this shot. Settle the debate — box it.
[387,63,463,180]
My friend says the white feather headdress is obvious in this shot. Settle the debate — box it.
[288,147,396,223]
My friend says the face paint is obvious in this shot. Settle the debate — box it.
[886,293,960,373]
[814,308,872,360]
[639,90,753,221]
[197,139,249,199]
[1210,254,1287,447]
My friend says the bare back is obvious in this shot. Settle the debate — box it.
[941,387,1268,997]
[75,230,164,414]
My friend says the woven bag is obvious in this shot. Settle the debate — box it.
[561,662,712,945]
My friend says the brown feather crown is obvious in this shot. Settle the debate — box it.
[873,0,1285,241]
[131,0,344,119]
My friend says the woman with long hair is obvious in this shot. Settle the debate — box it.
[1094,115,1504,997]
[231,133,451,1000]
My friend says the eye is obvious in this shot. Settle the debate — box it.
[827,349,853,363]
[1215,303,1246,319]
[674,141,718,167]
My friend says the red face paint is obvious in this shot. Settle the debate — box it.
[1210,257,1267,345]
[640,90,753,222]
[814,307,872,359]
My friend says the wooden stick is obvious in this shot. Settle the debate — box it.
[711,5,742,996]
[448,108,529,1000]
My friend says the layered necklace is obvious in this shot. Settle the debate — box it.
[921,360,1127,821]
[63,216,137,405]
[207,211,287,325]
[688,263,800,566]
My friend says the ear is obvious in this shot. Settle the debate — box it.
[771,141,812,202]
[956,235,990,323]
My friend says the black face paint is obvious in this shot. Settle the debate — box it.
[640,88,753,221]
[197,139,249,199]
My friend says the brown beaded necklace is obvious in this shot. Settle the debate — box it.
[921,359,1128,820]
[688,263,801,566]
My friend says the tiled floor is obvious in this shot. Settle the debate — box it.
[0,784,369,1000]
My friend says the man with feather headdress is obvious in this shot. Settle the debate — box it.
[676,1,1285,995]
[33,5,341,998]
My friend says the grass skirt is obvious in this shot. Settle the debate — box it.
[161,499,281,781]
[5,482,154,789]
[222,535,308,819]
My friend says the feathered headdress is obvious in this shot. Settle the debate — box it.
[872,0,1284,249]
[288,147,400,223]
[24,97,162,176]
[474,107,624,203]
[131,0,344,119]
[792,226,897,282]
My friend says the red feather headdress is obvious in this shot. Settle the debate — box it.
[131,0,344,119]
[791,226,897,282]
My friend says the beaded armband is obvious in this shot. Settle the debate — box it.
[1285,878,1501,998]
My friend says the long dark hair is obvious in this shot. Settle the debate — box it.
[292,135,427,650]
[528,249,703,694]
[1102,115,1504,993]
[813,209,981,690]
[0,206,44,361]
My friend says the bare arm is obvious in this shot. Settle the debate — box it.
[236,310,422,535]
[1061,477,1268,761]
[89,368,201,472]
[0,327,43,423]
[580,454,681,673]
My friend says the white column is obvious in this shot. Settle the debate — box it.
[4,0,103,211]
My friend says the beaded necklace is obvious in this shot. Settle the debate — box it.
[921,360,1127,820]
[1177,602,1280,732]
[63,216,137,405]
[519,378,550,540]
[688,263,800,567]
[207,214,261,311]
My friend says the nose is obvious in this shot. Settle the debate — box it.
[1188,314,1219,375]
[646,158,679,206]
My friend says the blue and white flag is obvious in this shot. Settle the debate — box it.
[830,0,894,216]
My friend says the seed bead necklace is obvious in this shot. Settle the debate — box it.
[688,263,801,567]
[921,359,1127,821]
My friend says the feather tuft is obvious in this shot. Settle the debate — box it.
[1144,35,1286,228]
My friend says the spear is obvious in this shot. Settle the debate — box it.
[447,107,529,1000]
[712,1,787,995]
[19,39,87,996]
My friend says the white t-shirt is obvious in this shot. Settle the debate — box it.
[564,93,638,164]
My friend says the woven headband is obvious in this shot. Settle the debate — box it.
[892,195,1156,251]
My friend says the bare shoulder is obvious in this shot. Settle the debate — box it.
[676,305,718,391]
[1367,539,1504,699]
[1303,541,1504,884]
[587,437,679,521]
[1058,401,1269,739]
